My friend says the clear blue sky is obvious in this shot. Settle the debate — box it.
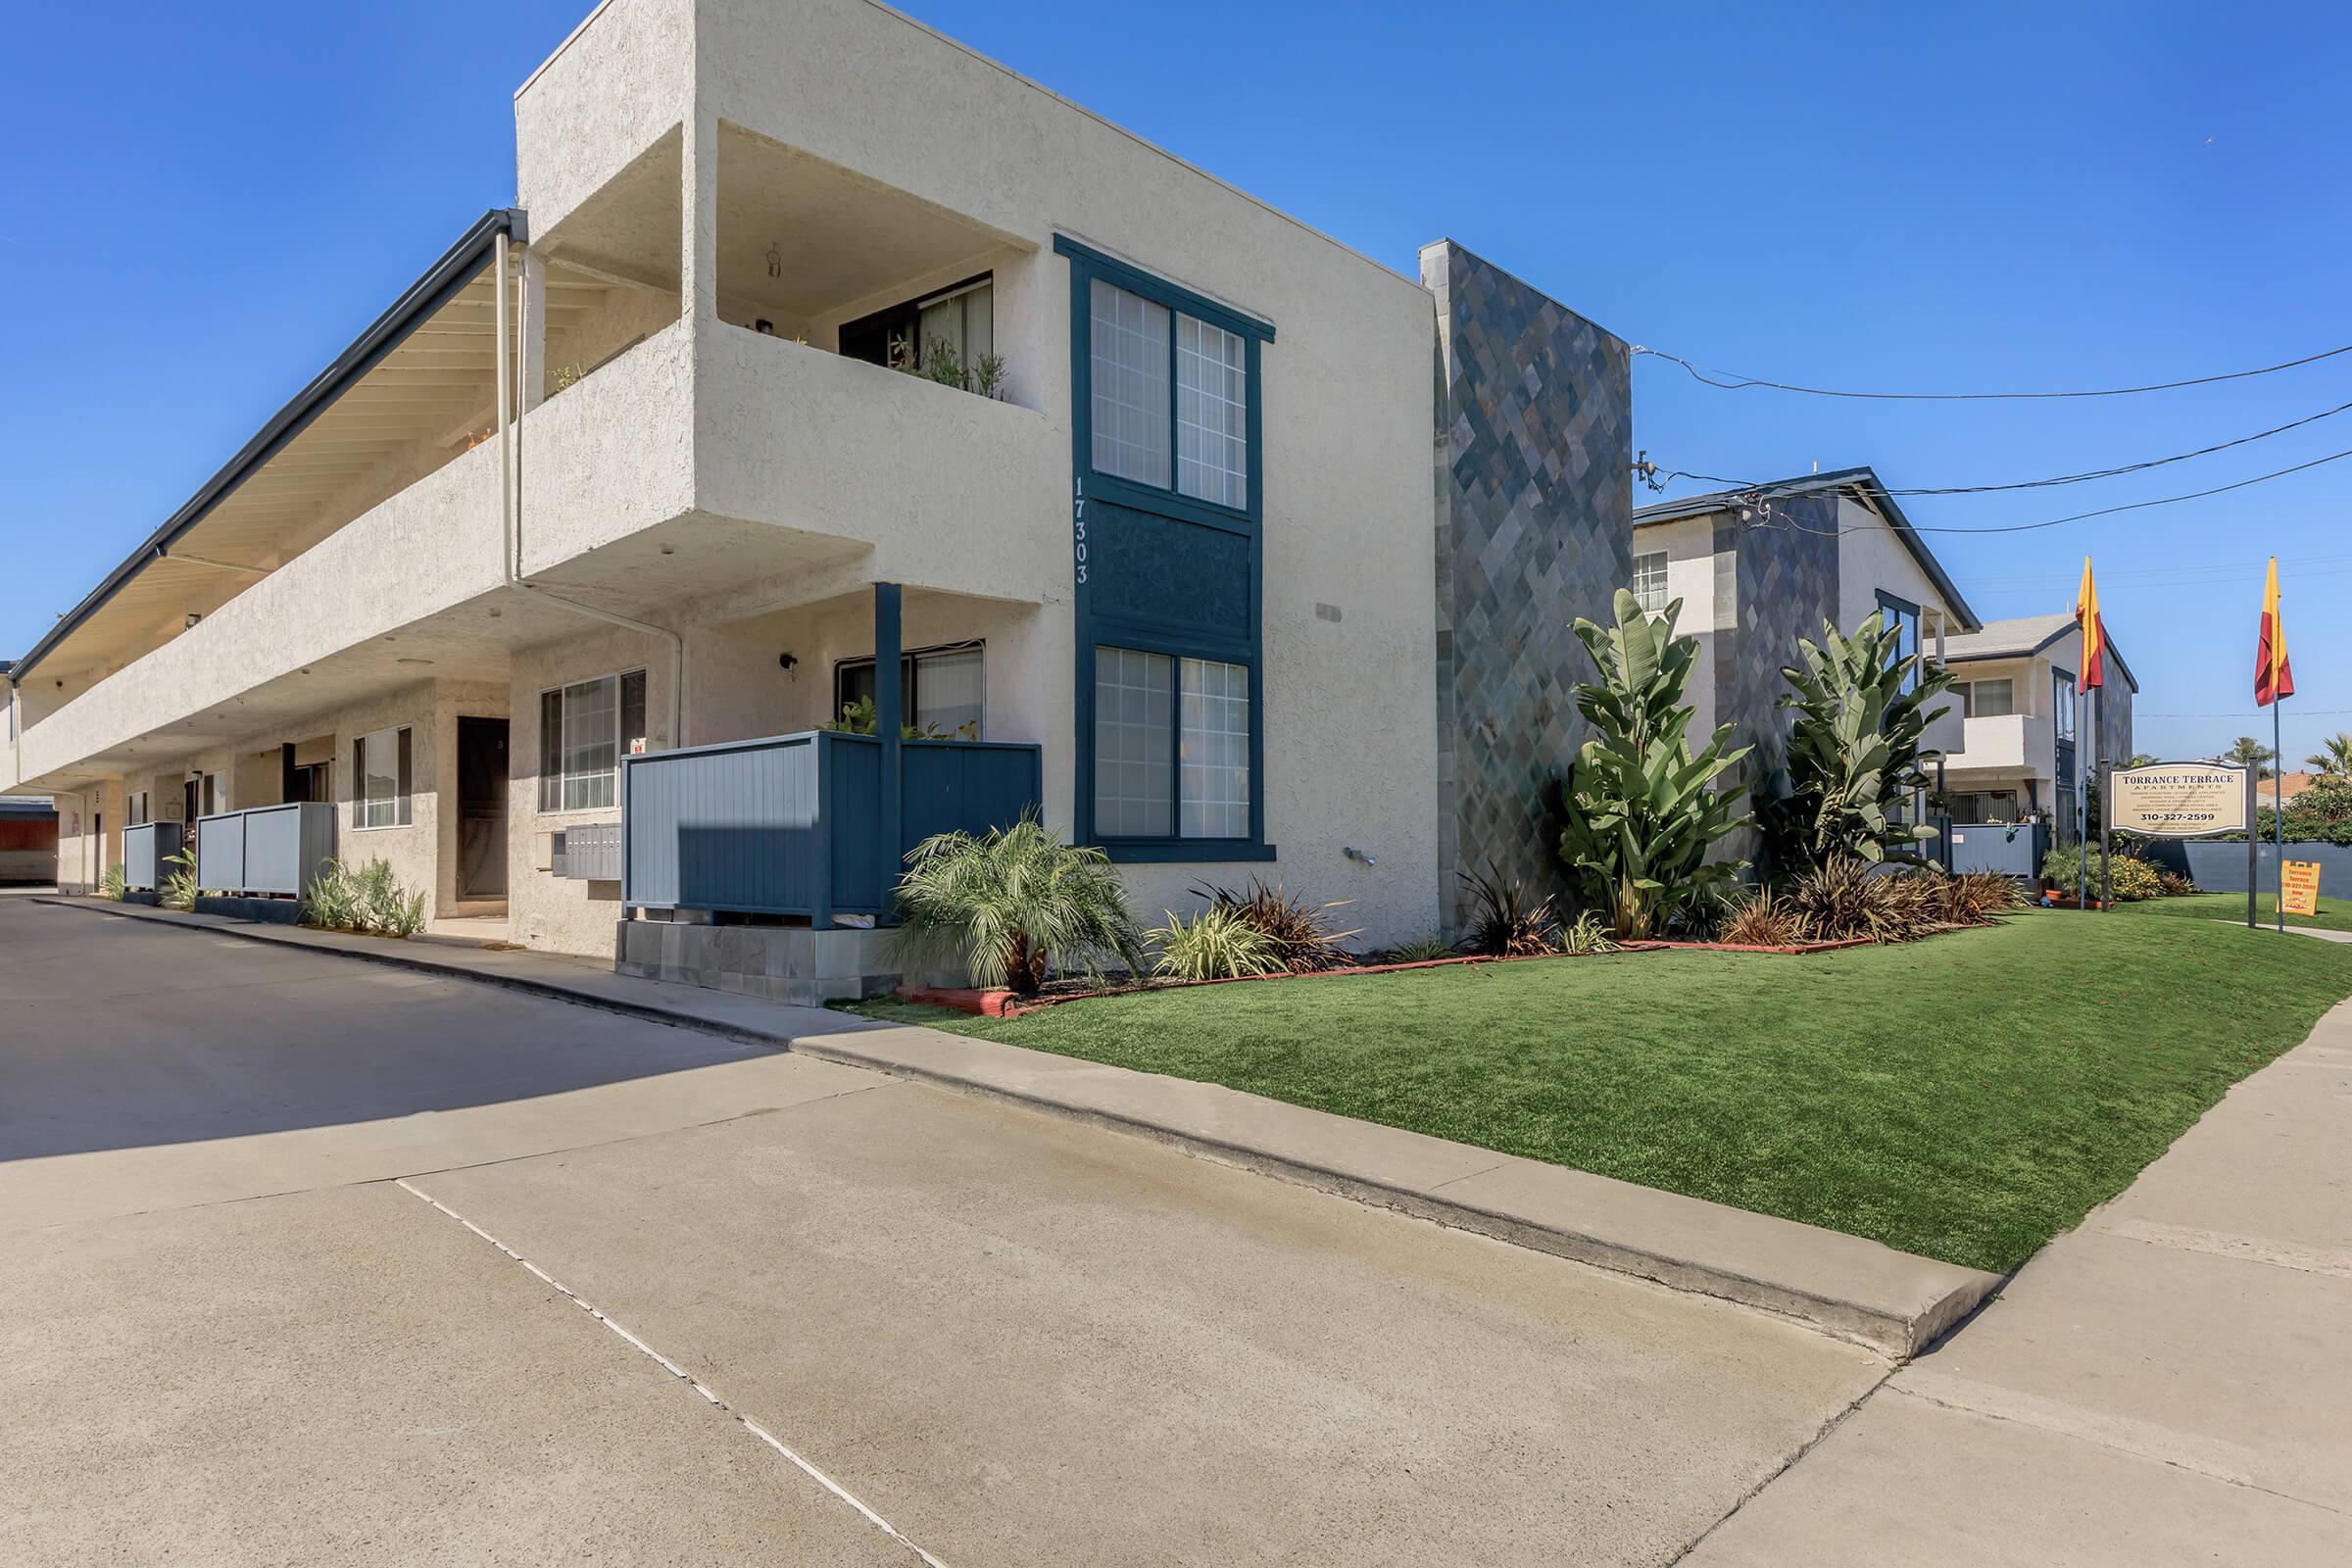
[4,0,2346,766]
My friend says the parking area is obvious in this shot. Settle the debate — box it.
[0,897,1888,1565]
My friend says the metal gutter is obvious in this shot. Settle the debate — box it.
[12,208,528,682]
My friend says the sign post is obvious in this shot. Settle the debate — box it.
[2246,768,2257,929]
[2099,758,2113,909]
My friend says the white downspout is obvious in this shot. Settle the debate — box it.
[493,228,686,750]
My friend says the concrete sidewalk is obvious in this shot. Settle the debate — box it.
[1688,996,2352,1563]
[37,896,1997,1356]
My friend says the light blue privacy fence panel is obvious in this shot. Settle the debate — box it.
[622,730,1044,923]
[122,822,183,891]
[195,803,335,897]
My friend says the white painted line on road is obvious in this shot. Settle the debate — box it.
[394,1177,950,1568]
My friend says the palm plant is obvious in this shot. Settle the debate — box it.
[892,814,1145,995]
[1765,612,1956,872]
[1556,589,1752,939]
[2305,732,2352,779]
[2224,736,2277,780]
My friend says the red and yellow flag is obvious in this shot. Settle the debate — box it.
[2075,557,2105,690]
[2256,557,2295,708]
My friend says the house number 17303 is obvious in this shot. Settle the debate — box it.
[1072,477,1088,586]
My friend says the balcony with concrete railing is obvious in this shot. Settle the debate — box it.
[1945,711,2055,775]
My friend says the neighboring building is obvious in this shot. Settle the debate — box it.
[2271,770,2321,804]
[1936,612,2138,832]
[0,0,1636,982]
[1628,468,1980,866]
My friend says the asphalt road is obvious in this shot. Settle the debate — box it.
[0,895,1884,1565]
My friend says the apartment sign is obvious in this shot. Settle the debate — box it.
[2109,762,2250,838]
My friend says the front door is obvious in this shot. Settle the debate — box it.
[457,716,510,901]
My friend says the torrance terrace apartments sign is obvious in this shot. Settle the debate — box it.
[2108,763,2252,839]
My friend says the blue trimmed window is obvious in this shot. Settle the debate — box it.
[1056,237,1274,861]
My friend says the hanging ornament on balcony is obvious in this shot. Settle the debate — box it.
[765,241,782,279]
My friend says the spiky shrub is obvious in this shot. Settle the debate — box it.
[1557,589,1754,939]
[1375,935,1458,964]
[300,858,426,936]
[1719,887,1808,947]
[1192,878,1360,971]
[1784,858,1941,944]
[1555,909,1623,956]
[1951,870,2027,919]
[161,848,200,911]
[1457,862,1560,956]
[892,814,1145,995]
[2157,869,2196,898]
[1765,612,1956,874]
[98,863,127,902]
[1148,905,1285,981]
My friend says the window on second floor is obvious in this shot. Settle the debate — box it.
[1090,278,1251,512]
[1631,551,1670,614]
[839,274,995,383]
[2052,672,2078,741]
[1961,678,2013,718]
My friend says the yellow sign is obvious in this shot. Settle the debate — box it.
[2109,763,2250,838]
[2282,859,2322,917]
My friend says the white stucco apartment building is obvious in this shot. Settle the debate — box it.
[5,0,1656,995]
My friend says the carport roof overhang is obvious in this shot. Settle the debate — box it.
[13,209,529,686]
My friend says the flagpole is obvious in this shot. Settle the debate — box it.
[2274,697,2286,933]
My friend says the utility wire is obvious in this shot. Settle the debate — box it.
[1633,341,2352,400]
[1733,444,2352,537]
[1663,397,2352,499]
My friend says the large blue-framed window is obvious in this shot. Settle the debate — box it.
[1057,236,1273,861]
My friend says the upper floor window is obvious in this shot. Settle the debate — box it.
[1960,678,2013,719]
[2052,671,2078,742]
[540,668,647,813]
[1089,278,1252,513]
[840,273,995,387]
[1631,551,1670,614]
[1878,592,1921,694]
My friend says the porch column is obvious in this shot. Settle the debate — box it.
[875,581,904,900]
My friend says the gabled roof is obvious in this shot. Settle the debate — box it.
[1937,612,2139,692]
[1631,466,1982,632]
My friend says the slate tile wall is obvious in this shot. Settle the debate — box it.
[1423,242,1632,931]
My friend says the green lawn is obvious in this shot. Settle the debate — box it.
[2115,890,2352,933]
[847,910,2352,1274]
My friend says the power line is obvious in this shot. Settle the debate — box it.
[1633,341,2352,400]
[1735,444,2352,537]
[2138,710,2352,719]
[1664,397,2352,500]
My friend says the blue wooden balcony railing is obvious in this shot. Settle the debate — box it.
[619,729,1043,925]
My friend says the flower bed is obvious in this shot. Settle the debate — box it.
[895,929,1920,1016]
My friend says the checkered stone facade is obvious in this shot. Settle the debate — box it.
[1422,241,1632,932]
[1713,497,1841,869]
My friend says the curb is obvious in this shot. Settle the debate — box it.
[40,895,2001,1356]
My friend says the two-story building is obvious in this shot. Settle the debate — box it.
[2,0,1640,993]
[1935,612,2137,832]
[1627,467,1979,864]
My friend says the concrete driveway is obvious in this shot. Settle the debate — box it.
[0,897,1886,1565]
